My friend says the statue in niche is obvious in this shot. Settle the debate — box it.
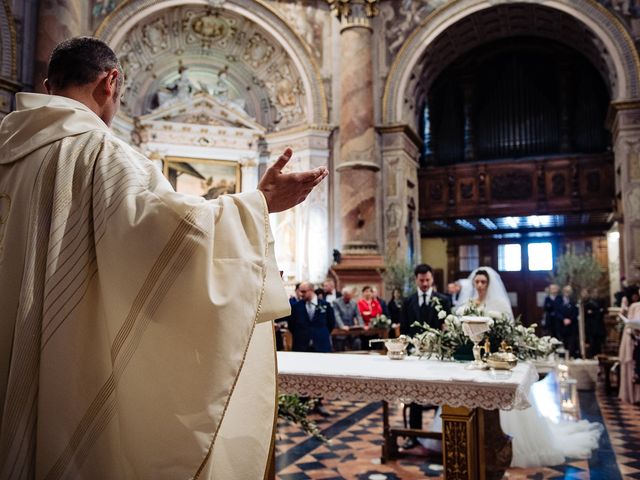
[386,203,400,231]
[213,68,230,101]
[628,188,640,216]
[209,68,249,116]
[155,63,197,107]
[267,63,298,109]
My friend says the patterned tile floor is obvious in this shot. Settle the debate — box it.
[275,385,639,480]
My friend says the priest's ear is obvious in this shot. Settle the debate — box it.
[103,68,121,100]
[99,68,122,126]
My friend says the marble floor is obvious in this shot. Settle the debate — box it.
[275,383,640,480]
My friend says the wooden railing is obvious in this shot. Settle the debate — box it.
[418,153,614,220]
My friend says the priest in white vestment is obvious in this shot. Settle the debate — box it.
[0,37,327,479]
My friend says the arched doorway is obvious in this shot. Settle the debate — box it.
[382,0,640,321]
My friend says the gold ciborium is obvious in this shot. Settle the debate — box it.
[484,341,518,370]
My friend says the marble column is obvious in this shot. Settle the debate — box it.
[609,101,640,282]
[33,0,86,92]
[331,0,380,255]
[379,125,421,265]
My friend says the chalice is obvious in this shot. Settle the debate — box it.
[460,316,494,369]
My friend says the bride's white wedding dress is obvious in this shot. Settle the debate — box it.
[419,267,602,468]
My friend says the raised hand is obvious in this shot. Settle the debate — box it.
[258,148,328,213]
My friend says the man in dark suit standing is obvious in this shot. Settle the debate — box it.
[543,283,563,338]
[560,285,579,358]
[400,264,451,449]
[288,281,336,416]
[401,264,452,337]
[289,281,336,353]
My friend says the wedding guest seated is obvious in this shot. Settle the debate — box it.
[372,286,389,316]
[357,285,382,327]
[332,286,364,351]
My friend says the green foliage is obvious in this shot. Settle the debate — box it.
[371,314,391,329]
[411,301,562,361]
[549,253,604,296]
[277,394,327,442]
[381,258,414,297]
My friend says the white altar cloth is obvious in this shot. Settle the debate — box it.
[278,352,538,411]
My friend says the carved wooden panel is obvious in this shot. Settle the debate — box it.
[419,153,613,220]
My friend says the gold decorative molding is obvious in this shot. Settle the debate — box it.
[441,405,479,480]
[327,0,379,20]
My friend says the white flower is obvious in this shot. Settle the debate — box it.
[456,306,466,316]
[487,310,503,320]
[438,310,447,319]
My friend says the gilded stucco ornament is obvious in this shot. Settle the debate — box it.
[326,0,379,20]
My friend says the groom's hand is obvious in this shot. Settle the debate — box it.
[258,148,328,213]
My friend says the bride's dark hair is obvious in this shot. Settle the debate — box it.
[474,269,490,285]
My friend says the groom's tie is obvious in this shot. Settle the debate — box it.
[420,293,429,324]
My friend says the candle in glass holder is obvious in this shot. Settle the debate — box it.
[559,377,578,413]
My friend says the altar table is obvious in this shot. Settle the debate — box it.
[277,352,538,480]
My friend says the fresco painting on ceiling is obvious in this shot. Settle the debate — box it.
[163,157,241,200]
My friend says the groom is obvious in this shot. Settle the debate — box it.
[400,264,451,449]
[401,264,452,336]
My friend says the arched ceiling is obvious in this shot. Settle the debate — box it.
[114,4,306,130]
[403,3,622,128]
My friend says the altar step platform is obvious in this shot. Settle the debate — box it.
[275,352,638,479]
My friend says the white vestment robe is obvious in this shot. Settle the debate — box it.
[0,93,290,479]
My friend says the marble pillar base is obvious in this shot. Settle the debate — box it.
[330,254,384,291]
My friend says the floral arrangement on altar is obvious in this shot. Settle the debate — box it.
[411,300,561,361]
[371,313,391,329]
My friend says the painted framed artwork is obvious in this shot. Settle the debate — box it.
[163,157,241,200]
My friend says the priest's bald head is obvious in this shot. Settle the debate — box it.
[44,37,123,127]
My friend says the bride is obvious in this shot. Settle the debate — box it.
[459,267,602,468]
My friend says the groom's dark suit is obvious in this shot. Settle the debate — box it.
[400,289,452,433]
[400,290,452,337]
